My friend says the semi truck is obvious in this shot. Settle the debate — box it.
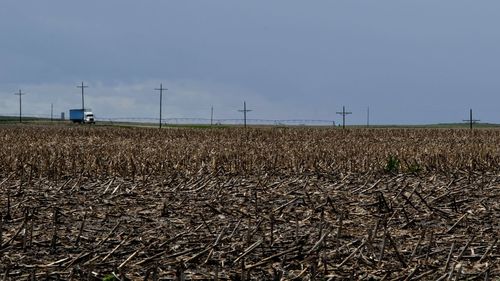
[69,109,95,124]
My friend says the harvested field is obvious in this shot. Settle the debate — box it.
[0,125,499,280]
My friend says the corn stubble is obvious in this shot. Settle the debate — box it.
[0,125,498,280]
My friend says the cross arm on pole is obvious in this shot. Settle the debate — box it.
[14,90,26,96]
[77,82,88,89]
[154,85,168,92]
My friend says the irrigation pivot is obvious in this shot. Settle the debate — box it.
[155,84,167,128]
[336,106,352,129]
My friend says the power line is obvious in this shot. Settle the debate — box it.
[76,82,88,111]
[336,106,352,129]
[154,83,167,129]
[462,108,480,130]
[14,89,26,123]
[238,101,252,128]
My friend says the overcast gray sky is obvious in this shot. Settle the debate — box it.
[1,1,499,124]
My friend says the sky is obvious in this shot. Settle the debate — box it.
[1,1,499,125]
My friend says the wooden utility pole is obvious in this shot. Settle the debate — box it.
[154,84,167,128]
[77,82,88,111]
[336,106,352,129]
[238,101,252,128]
[211,106,214,126]
[463,108,480,130]
[51,103,54,122]
[14,90,26,123]
[367,106,370,128]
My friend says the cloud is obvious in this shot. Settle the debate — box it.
[1,1,500,125]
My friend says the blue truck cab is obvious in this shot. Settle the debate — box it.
[69,109,95,124]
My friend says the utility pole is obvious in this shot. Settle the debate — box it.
[14,90,26,123]
[367,106,370,128]
[463,108,480,130]
[51,103,54,122]
[210,106,214,126]
[336,106,352,129]
[238,101,252,128]
[77,82,88,111]
[154,83,167,128]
